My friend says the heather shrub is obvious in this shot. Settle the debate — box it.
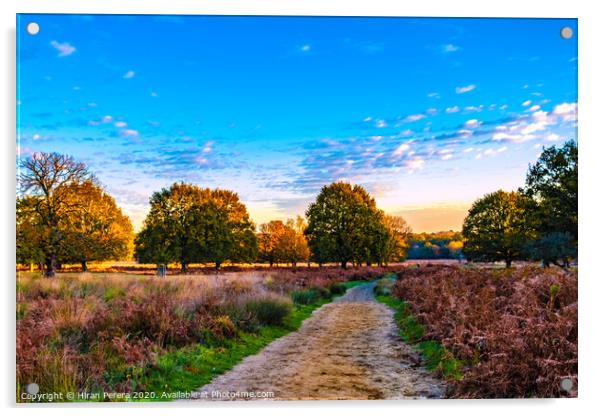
[392,265,577,398]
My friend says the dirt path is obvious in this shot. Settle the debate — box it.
[192,283,445,401]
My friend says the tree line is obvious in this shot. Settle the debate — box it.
[17,154,413,276]
[462,140,577,267]
[17,140,576,276]
[406,231,464,260]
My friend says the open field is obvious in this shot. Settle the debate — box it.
[16,266,390,402]
[17,263,577,401]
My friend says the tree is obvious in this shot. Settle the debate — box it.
[381,215,412,264]
[257,217,310,267]
[201,189,258,269]
[16,197,45,269]
[61,181,134,271]
[526,232,577,268]
[257,220,287,267]
[521,140,578,265]
[462,190,538,267]
[18,153,95,277]
[135,183,257,271]
[281,217,310,267]
[304,182,386,269]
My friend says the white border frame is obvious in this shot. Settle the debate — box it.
[2,1,600,415]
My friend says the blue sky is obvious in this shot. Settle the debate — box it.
[17,15,577,232]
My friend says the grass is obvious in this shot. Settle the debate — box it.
[341,279,372,289]
[375,291,463,381]
[130,300,329,401]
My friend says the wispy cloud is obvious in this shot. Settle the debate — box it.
[50,40,76,57]
[455,84,476,94]
[123,70,136,79]
[441,43,460,53]
[403,114,426,123]
[119,129,140,138]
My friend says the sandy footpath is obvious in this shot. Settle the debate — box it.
[192,282,445,401]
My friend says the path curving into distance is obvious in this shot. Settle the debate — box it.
[191,282,445,401]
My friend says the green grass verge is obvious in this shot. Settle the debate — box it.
[341,279,372,289]
[375,293,463,381]
[129,300,329,401]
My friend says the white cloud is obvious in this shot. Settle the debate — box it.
[150,91,158,97]
[532,110,549,123]
[392,143,410,158]
[202,141,214,153]
[522,100,532,107]
[101,115,113,123]
[50,40,76,57]
[123,70,136,79]
[119,129,139,138]
[445,106,460,113]
[403,114,425,123]
[426,108,438,115]
[552,102,577,122]
[442,44,460,53]
[300,44,311,52]
[527,105,541,112]
[464,119,481,129]
[195,156,208,165]
[375,119,387,128]
[463,147,474,153]
[492,132,535,143]
[455,84,476,94]
[114,121,127,128]
[405,156,425,171]
[399,129,413,136]
[546,133,561,142]
[441,153,453,160]
[427,92,440,99]
[464,105,483,113]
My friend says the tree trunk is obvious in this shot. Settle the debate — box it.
[215,261,221,270]
[505,259,512,268]
[341,260,347,269]
[269,260,273,268]
[181,262,189,273]
[44,255,56,278]
[81,260,88,272]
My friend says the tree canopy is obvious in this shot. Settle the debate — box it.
[304,182,393,268]
[462,190,538,267]
[521,140,577,266]
[134,183,257,271]
[258,217,309,267]
[17,153,129,276]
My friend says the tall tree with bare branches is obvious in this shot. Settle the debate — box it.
[18,152,95,276]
